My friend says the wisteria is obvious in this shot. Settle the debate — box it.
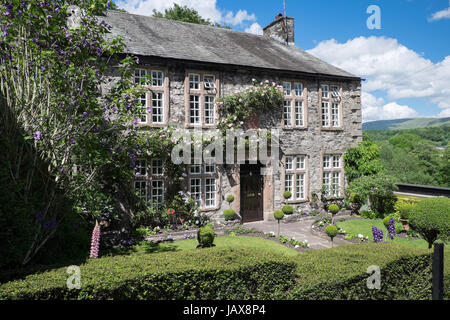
[372,226,384,243]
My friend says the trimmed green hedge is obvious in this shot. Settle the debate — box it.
[0,243,433,300]
[0,248,296,300]
[290,243,432,300]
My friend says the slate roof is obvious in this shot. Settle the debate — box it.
[101,10,360,80]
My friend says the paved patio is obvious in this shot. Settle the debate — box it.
[244,218,352,249]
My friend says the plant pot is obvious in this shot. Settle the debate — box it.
[400,219,409,231]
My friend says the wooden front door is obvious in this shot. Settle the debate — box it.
[240,164,264,223]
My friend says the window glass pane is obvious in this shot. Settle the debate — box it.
[204,164,216,174]
[283,82,292,96]
[331,103,340,127]
[205,178,216,208]
[135,160,147,176]
[296,156,305,170]
[151,92,164,123]
[296,173,305,200]
[189,74,200,90]
[295,101,303,127]
[285,156,293,170]
[283,100,292,126]
[333,155,340,168]
[151,180,164,205]
[152,159,163,176]
[322,102,330,127]
[189,95,200,124]
[134,69,147,84]
[204,75,215,90]
[323,155,331,169]
[137,94,147,123]
[331,86,340,98]
[134,181,147,200]
[294,83,303,96]
[190,178,202,206]
[285,174,293,199]
[190,165,202,175]
[204,96,215,125]
[332,172,340,197]
[151,70,164,87]
[321,85,329,98]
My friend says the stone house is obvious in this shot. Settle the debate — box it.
[102,11,362,224]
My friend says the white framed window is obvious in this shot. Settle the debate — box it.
[134,181,147,200]
[295,101,304,127]
[204,163,216,174]
[331,85,340,98]
[296,156,306,170]
[322,102,330,127]
[190,165,202,175]
[205,178,217,208]
[294,83,303,96]
[151,70,164,87]
[204,96,215,125]
[331,103,340,127]
[204,75,215,90]
[283,100,292,127]
[189,73,201,90]
[151,180,164,205]
[283,82,292,96]
[285,174,293,200]
[152,159,163,176]
[190,178,202,206]
[321,84,329,98]
[323,154,342,197]
[151,92,164,124]
[189,95,201,124]
[134,69,147,84]
[284,155,308,201]
[135,160,147,177]
[137,94,148,123]
[285,156,294,171]
[296,173,306,200]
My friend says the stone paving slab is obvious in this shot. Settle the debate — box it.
[244,218,352,250]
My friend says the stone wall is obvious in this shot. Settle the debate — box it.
[104,57,362,224]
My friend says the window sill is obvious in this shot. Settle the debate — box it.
[321,127,344,131]
[282,127,308,131]
[284,200,309,205]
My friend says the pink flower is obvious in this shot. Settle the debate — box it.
[89,221,101,259]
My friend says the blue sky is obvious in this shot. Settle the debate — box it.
[117,0,450,122]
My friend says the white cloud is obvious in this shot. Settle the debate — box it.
[116,0,258,26]
[438,108,450,118]
[307,36,450,117]
[428,2,450,22]
[245,22,263,35]
[361,92,418,122]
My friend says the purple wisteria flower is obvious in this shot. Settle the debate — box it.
[35,212,43,221]
[33,131,42,140]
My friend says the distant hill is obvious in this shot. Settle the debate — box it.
[363,117,450,130]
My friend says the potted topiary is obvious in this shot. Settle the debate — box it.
[328,204,340,224]
[325,225,338,247]
[223,209,236,221]
[197,225,216,248]
[274,210,284,238]
[282,205,294,215]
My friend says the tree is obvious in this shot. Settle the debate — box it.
[344,134,383,182]
[0,0,149,265]
[152,3,231,29]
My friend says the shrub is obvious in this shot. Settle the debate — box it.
[0,248,297,300]
[274,210,284,221]
[283,190,292,200]
[225,195,235,204]
[383,216,391,228]
[328,204,340,215]
[395,200,415,220]
[223,209,236,221]
[197,225,216,248]
[409,198,450,249]
[348,173,398,215]
[282,205,294,215]
[325,225,338,247]
[350,193,362,204]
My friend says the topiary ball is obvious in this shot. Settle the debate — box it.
[328,204,340,215]
[225,194,235,204]
[274,210,284,221]
[282,205,294,215]
[325,225,338,239]
[283,190,292,200]
[223,209,236,221]
[197,225,216,248]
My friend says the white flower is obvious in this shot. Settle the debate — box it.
[295,245,300,249]
[358,234,363,238]
[304,240,308,243]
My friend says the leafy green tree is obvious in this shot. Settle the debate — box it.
[152,3,231,28]
[344,135,383,182]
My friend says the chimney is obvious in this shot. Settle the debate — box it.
[263,13,295,45]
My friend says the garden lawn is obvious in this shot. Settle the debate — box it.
[105,236,300,258]
[336,219,429,249]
